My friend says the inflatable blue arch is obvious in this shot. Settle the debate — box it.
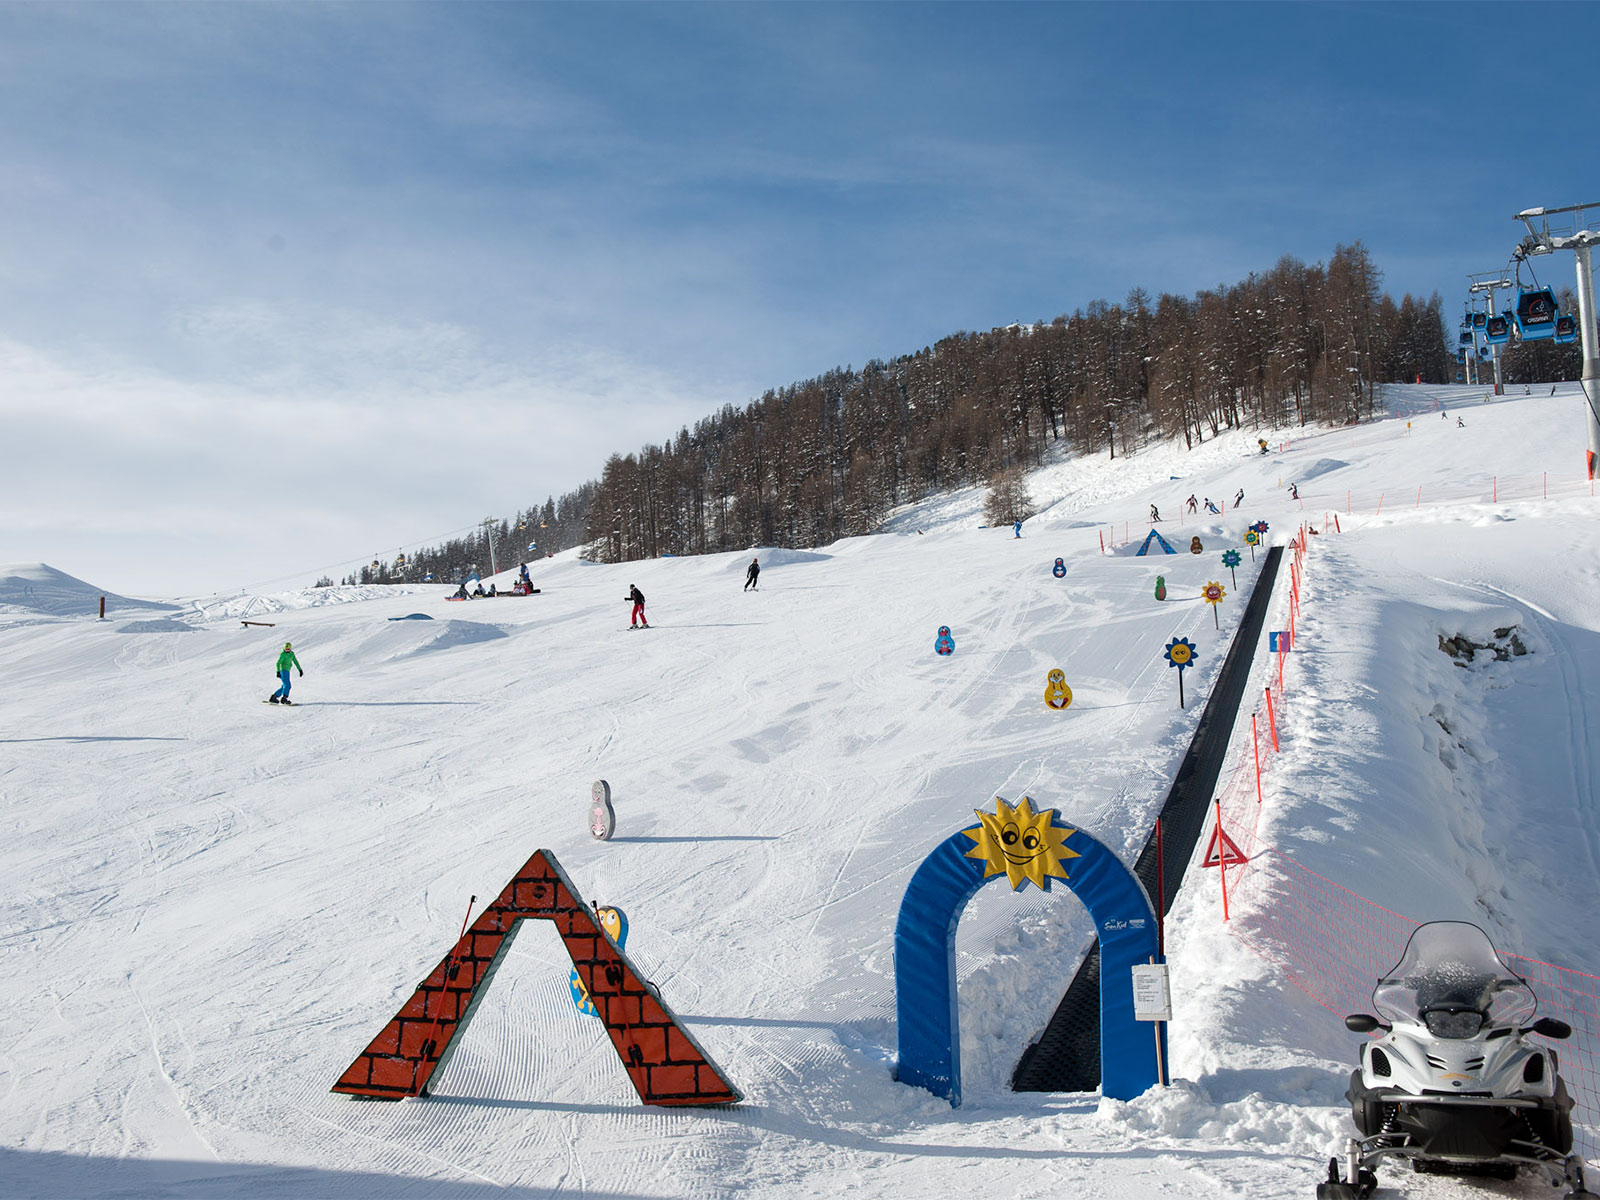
[893,799,1162,1104]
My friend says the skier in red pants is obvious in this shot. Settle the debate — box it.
[627,584,648,629]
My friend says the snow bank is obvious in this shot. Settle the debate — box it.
[0,561,177,618]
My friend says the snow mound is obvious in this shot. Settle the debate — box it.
[737,547,832,569]
[1298,458,1349,481]
[407,619,508,654]
[187,584,443,622]
[0,562,176,618]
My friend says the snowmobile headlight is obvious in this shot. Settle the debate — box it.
[1422,1008,1484,1039]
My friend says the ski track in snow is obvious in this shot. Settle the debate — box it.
[1,384,1596,1198]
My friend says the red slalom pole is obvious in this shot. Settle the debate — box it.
[1252,713,1262,804]
[1265,686,1278,751]
[1215,801,1231,922]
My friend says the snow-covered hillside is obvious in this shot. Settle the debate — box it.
[2,384,1595,1198]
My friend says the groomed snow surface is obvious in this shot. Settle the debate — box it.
[3,384,1595,1198]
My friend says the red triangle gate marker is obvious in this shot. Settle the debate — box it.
[331,849,740,1107]
[1202,821,1248,868]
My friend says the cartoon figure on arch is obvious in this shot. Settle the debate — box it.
[893,795,1163,1106]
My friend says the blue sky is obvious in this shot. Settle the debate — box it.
[1,2,1595,594]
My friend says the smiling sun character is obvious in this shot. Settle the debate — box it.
[963,796,1080,891]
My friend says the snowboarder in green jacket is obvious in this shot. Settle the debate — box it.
[269,642,303,705]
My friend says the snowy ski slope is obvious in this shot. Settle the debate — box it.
[2,384,1595,1198]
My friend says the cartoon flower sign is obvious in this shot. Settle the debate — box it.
[1202,580,1227,628]
[1165,637,1197,708]
[1220,548,1241,589]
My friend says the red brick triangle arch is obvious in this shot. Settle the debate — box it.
[331,849,741,1106]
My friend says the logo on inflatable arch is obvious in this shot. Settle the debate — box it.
[894,796,1164,1105]
[934,626,955,656]
[1052,558,1066,578]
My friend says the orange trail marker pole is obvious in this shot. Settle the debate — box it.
[1265,686,1278,751]
[1252,713,1262,804]
[1215,801,1231,922]
[1376,492,1384,516]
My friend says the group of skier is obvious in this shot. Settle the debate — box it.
[1152,489,1244,524]
[267,554,770,696]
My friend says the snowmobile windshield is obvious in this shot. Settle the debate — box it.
[1371,922,1536,1037]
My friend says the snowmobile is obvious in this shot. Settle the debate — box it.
[1318,921,1593,1200]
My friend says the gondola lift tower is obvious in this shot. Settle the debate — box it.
[1515,202,1600,478]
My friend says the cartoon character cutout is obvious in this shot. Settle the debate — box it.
[934,626,955,656]
[1044,668,1072,710]
[589,779,615,840]
[1155,575,1167,601]
[1052,558,1066,578]
[1189,536,1204,555]
[569,905,630,1017]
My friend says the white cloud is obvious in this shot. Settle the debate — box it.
[0,323,721,596]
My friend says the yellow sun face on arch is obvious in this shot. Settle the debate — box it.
[963,796,1080,891]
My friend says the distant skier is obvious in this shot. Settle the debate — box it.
[1204,498,1220,514]
[744,557,760,591]
[269,641,303,705]
[1149,504,1161,522]
[1288,483,1299,500]
[1258,438,1269,455]
[1186,494,1198,514]
[627,584,649,629]
[519,562,531,588]
[1234,488,1245,508]
[1457,416,1465,428]
[1013,520,1022,538]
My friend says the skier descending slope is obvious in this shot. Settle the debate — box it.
[627,584,649,629]
[268,642,303,705]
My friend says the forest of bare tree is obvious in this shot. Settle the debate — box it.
[365,241,1582,583]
